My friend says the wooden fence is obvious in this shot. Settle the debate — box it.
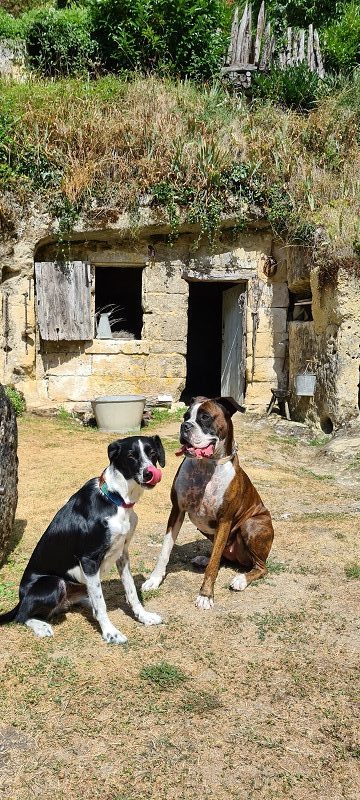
[222,2,325,88]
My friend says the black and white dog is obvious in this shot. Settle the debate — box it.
[0,436,165,644]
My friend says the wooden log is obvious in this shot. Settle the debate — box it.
[235,2,249,65]
[286,26,292,65]
[254,0,265,65]
[299,28,305,63]
[226,5,239,66]
[314,28,325,77]
[241,3,252,64]
[259,20,271,69]
[292,30,299,65]
[307,23,315,71]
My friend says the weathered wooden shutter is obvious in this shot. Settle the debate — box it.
[35,261,92,341]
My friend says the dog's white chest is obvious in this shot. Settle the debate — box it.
[175,460,235,522]
[100,508,133,576]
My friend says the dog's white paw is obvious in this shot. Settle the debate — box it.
[191,556,210,568]
[139,611,163,626]
[142,574,162,592]
[103,627,128,645]
[26,619,54,638]
[195,594,214,611]
[230,573,248,591]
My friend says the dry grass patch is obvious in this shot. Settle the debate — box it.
[0,413,359,799]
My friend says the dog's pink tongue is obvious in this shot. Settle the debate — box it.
[175,443,215,458]
[145,464,162,486]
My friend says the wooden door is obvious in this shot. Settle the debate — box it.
[35,261,92,341]
[221,284,246,403]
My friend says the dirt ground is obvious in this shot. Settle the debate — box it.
[0,411,359,800]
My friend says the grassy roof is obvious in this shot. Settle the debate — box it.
[1,73,359,253]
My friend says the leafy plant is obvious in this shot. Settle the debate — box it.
[25,7,97,77]
[90,0,231,80]
[140,661,188,689]
[344,562,360,579]
[4,385,26,416]
[252,63,326,111]
[322,2,360,73]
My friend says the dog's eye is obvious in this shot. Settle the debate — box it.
[149,451,156,460]
[128,453,137,461]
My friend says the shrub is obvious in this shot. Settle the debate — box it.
[25,7,96,77]
[4,386,26,416]
[322,2,360,73]
[252,63,325,111]
[90,0,231,80]
[0,8,23,38]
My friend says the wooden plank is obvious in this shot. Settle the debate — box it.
[254,0,265,65]
[286,27,292,65]
[226,5,239,65]
[307,23,315,71]
[259,21,271,68]
[235,2,248,65]
[299,29,305,62]
[314,28,325,77]
[241,3,252,64]
[35,261,92,341]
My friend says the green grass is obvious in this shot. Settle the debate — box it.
[181,689,222,715]
[344,562,360,580]
[147,407,185,428]
[308,436,329,447]
[140,661,188,690]
[297,467,333,481]
[267,556,288,574]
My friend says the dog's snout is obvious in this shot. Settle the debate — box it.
[143,468,152,482]
[181,421,192,433]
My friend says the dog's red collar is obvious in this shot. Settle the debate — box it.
[98,473,135,509]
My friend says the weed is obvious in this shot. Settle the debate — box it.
[297,467,333,481]
[140,661,188,690]
[309,436,329,447]
[344,562,360,580]
[267,556,288,574]
[181,689,222,714]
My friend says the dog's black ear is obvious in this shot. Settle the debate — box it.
[214,396,245,417]
[152,435,165,468]
[108,439,122,463]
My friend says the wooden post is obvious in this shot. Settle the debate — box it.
[254,0,265,65]
[226,5,239,65]
[314,28,325,77]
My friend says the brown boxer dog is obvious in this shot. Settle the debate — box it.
[142,396,274,609]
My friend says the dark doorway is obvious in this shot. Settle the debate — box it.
[95,266,143,339]
[181,280,238,403]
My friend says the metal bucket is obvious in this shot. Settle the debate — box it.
[91,395,146,432]
[295,373,316,396]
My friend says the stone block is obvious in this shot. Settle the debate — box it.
[259,282,289,308]
[39,351,92,377]
[91,354,147,379]
[85,339,150,355]
[246,356,286,384]
[245,381,273,407]
[246,330,287,360]
[145,354,186,379]
[143,292,188,315]
[142,314,187,342]
[246,307,287,335]
[150,340,187,355]
[143,261,188,294]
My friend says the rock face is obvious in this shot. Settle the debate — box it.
[0,385,18,563]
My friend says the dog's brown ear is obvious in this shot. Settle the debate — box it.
[152,435,166,468]
[108,439,122,462]
[214,396,245,417]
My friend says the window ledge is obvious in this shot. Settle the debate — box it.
[85,339,149,355]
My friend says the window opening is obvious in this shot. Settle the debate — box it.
[95,267,143,339]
